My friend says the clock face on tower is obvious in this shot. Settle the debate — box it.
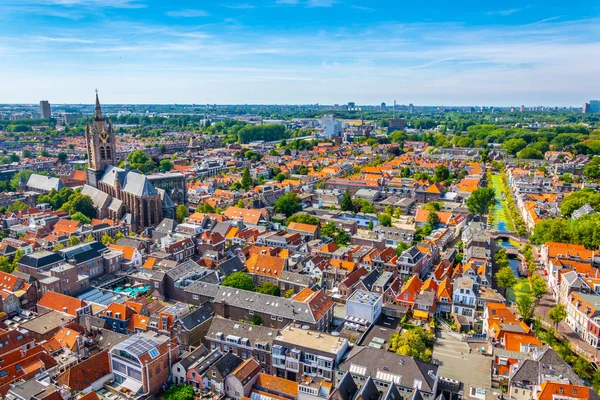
[100,130,109,142]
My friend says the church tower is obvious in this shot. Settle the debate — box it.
[86,91,117,188]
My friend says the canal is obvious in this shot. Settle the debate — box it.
[489,174,514,233]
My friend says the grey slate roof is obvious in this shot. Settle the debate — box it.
[359,376,381,400]
[177,345,209,370]
[101,165,158,197]
[279,270,312,287]
[184,282,325,324]
[510,348,583,387]
[338,346,439,393]
[333,371,358,400]
[176,303,215,331]
[18,250,63,269]
[572,203,596,219]
[206,316,279,349]
[26,173,64,192]
[216,256,245,276]
[82,184,111,209]
[212,352,244,378]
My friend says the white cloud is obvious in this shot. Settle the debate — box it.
[166,9,210,18]
[1,15,599,105]
[488,8,522,16]
[223,3,256,9]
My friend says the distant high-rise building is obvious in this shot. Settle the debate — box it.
[408,103,414,114]
[40,100,51,119]
[380,102,386,110]
[583,103,591,113]
[63,112,82,125]
[321,114,342,137]
[589,100,600,113]
[520,105,525,112]
[348,102,356,109]
[387,118,405,134]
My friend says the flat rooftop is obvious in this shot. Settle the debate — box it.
[348,290,381,306]
[274,325,347,355]
[358,314,401,350]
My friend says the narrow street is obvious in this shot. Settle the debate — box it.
[534,272,600,361]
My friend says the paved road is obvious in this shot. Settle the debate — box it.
[432,330,492,393]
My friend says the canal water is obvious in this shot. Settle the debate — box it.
[496,239,521,276]
[490,175,513,233]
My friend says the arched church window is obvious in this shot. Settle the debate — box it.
[100,147,106,160]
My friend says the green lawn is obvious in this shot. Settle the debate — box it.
[490,174,515,232]
[506,278,531,303]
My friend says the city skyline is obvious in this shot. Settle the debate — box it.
[1,0,599,105]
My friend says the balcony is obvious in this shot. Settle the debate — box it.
[285,359,300,372]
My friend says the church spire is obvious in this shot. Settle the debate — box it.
[95,89,103,120]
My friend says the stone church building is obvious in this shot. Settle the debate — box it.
[82,92,174,230]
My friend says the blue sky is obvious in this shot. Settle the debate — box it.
[0,0,599,105]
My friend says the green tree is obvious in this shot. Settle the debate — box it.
[175,204,189,223]
[517,148,544,159]
[284,289,295,298]
[334,230,351,246]
[530,274,547,302]
[426,211,440,227]
[340,191,354,212]
[466,187,496,219]
[516,295,536,324]
[396,242,410,256]
[122,150,156,174]
[252,315,263,326]
[22,149,31,158]
[433,165,450,182]
[548,304,568,328]
[559,188,600,217]
[321,222,338,238]
[274,192,302,217]
[389,327,435,361]
[296,165,309,175]
[57,152,68,164]
[0,256,13,273]
[70,211,91,225]
[7,200,29,212]
[196,202,216,214]
[101,233,115,245]
[583,161,600,180]
[286,214,320,226]
[495,266,517,293]
[378,213,392,227]
[159,159,174,173]
[367,220,374,230]
[10,170,32,191]
[241,167,252,191]
[69,235,82,246]
[221,272,256,291]
[60,193,95,218]
[256,282,281,296]
[503,138,527,155]
[115,231,125,241]
[162,384,195,400]
[423,202,441,212]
